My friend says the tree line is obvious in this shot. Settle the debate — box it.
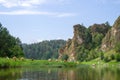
[22,40,66,60]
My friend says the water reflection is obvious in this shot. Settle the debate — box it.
[0,68,22,80]
[0,65,120,80]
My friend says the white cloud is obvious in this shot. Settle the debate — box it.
[0,10,76,17]
[57,13,76,17]
[0,0,69,8]
[0,0,75,17]
[0,0,47,8]
[0,10,52,15]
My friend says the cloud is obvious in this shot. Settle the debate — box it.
[0,0,75,17]
[0,10,76,17]
[0,0,47,8]
[57,13,76,17]
[0,0,69,8]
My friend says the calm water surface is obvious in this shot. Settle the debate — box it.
[0,65,120,80]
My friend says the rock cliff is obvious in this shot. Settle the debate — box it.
[59,22,111,61]
[101,16,120,51]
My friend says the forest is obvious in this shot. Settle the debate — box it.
[0,22,66,60]
[22,40,66,60]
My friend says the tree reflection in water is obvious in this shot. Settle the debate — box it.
[0,65,120,80]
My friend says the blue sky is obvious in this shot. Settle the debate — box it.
[0,0,120,43]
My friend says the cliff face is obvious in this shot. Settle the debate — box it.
[101,16,120,51]
[59,24,91,61]
[59,22,110,61]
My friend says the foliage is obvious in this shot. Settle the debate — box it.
[0,58,77,68]
[100,52,104,60]
[115,53,120,62]
[0,23,24,57]
[76,47,89,61]
[115,42,120,53]
[22,40,66,60]
[110,54,115,60]
[61,54,69,60]
[0,57,23,68]
[92,33,104,48]
[104,56,111,62]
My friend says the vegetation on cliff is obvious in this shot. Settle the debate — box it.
[59,16,120,62]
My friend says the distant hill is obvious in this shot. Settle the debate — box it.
[59,17,120,62]
[22,40,66,60]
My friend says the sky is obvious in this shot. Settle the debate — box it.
[0,0,120,43]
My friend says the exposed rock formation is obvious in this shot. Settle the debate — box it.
[59,23,110,61]
[101,16,120,51]
[59,24,91,61]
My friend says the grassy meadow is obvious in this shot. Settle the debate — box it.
[0,57,120,69]
[0,57,77,68]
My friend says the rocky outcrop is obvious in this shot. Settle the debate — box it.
[59,16,120,61]
[89,23,110,36]
[59,23,110,61]
[59,24,91,61]
[101,16,120,51]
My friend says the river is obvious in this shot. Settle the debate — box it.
[0,65,120,80]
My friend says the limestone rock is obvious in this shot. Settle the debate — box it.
[101,16,120,51]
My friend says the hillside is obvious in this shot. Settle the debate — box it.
[22,40,66,60]
[101,16,120,51]
[59,17,120,62]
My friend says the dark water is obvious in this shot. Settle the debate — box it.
[0,65,120,80]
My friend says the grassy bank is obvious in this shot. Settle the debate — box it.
[0,58,23,68]
[0,57,77,68]
[81,58,120,68]
[1,57,120,68]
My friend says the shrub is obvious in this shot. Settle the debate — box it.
[115,42,120,53]
[61,54,69,61]
[110,54,115,60]
[100,52,104,60]
[104,56,111,62]
[115,53,120,62]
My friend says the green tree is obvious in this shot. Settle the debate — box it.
[61,54,69,61]
[116,53,120,62]
[115,42,120,53]
[92,33,104,48]
[0,23,24,57]
[110,54,115,60]
[104,56,111,62]
[100,52,104,60]
[22,40,66,60]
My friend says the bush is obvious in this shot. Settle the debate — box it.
[116,54,120,62]
[104,56,111,62]
[115,42,120,53]
[110,54,115,60]
[61,54,69,61]
[100,52,104,60]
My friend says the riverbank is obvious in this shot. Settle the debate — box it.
[0,57,120,68]
[81,58,120,68]
[0,58,77,68]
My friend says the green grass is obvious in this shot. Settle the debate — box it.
[0,57,120,69]
[81,58,120,68]
[0,57,77,68]
[0,58,23,68]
